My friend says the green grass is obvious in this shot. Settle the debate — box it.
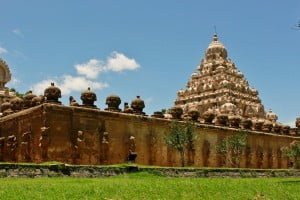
[0,172,299,200]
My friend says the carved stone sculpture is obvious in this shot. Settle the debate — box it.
[151,111,164,118]
[202,140,210,167]
[23,90,37,109]
[39,126,50,160]
[6,135,17,161]
[228,115,241,128]
[44,83,61,104]
[105,95,121,112]
[245,146,252,168]
[202,110,215,124]
[123,102,133,114]
[69,96,79,107]
[169,106,183,120]
[128,136,137,162]
[282,126,290,135]
[215,114,228,126]
[188,109,200,121]
[74,130,85,163]
[256,146,264,168]
[31,95,45,106]
[253,119,264,131]
[80,87,97,108]
[101,132,109,164]
[0,137,5,161]
[241,118,252,130]
[262,120,273,132]
[10,96,24,112]
[273,123,282,134]
[267,149,273,168]
[21,130,31,161]
[131,96,145,115]
[1,100,13,116]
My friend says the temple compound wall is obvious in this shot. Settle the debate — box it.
[0,103,298,169]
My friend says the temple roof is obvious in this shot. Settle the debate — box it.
[174,34,268,120]
[205,34,228,59]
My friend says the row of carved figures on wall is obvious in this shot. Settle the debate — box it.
[0,126,137,164]
[0,129,292,168]
[164,106,300,136]
[165,140,292,169]
[0,127,49,162]
[1,84,299,137]
[0,84,147,116]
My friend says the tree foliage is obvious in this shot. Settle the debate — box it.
[216,131,248,167]
[282,140,300,169]
[164,121,195,167]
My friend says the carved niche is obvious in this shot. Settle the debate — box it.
[21,129,32,162]
[267,148,273,168]
[256,146,264,168]
[100,132,109,164]
[73,130,85,164]
[245,145,252,168]
[128,136,137,162]
[6,135,17,161]
[202,140,211,167]
[0,137,5,161]
[39,126,50,161]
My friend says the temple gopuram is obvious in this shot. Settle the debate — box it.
[173,34,286,132]
[0,35,300,168]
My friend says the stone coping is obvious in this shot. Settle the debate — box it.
[0,163,300,178]
[0,103,299,139]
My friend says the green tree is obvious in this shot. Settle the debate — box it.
[164,121,195,167]
[282,140,300,169]
[216,131,248,167]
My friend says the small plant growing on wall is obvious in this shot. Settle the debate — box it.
[164,121,195,167]
[216,131,248,168]
[281,140,300,169]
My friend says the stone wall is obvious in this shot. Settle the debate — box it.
[0,104,299,168]
[1,163,300,178]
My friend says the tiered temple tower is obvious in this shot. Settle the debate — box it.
[175,34,266,120]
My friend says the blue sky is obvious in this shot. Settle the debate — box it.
[0,1,299,126]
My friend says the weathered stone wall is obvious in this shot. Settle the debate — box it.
[0,104,299,168]
[2,163,300,178]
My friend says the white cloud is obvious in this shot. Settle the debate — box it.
[32,51,139,97]
[75,51,140,79]
[106,52,140,72]
[12,29,24,38]
[32,79,56,95]
[32,76,108,96]
[59,75,108,95]
[0,47,8,54]
[283,120,296,128]
[75,59,104,79]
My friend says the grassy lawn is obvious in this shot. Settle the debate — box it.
[0,172,299,200]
